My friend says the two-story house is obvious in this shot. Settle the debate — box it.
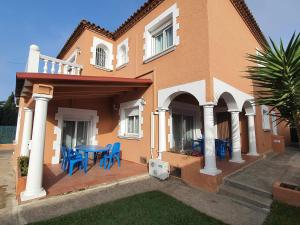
[14,0,290,201]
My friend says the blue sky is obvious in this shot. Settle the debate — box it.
[0,0,299,101]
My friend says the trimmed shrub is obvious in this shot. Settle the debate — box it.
[18,156,29,177]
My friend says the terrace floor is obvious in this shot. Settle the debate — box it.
[217,154,262,178]
[41,153,261,197]
[43,159,148,197]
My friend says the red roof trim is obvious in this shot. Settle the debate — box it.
[16,73,152,84]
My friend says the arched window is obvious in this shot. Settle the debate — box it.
[95,46,106,67]
[119,45,127,65]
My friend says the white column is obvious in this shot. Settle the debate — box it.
[200,104,221,176]
[14,106,22,144]
[21,94,52,202]
[158,108,167,160]
[229,111,244,163]
[20,108,33,156]
[247,114,259,156]
[26,45,40,72]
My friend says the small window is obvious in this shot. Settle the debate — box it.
[119,99,145,139]
[143,3,179,61]
[117,39,129,68]
[95,46,106,68]
[119,45,127,66]
[261,105,271,130]
[125,107,139,135]
[271,113,278,135]
[153,23,173,55]
[90,37,113,70]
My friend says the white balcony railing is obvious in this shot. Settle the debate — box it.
[25,44,83,75]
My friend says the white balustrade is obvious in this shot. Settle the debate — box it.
[39,54,82,75]
[26,44,82,75]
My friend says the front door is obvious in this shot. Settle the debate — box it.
[172,113,194,152]
[61,120,90,149]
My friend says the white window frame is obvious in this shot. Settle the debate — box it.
[95,46,107,68]
[152,21,173,55]
[53,108,99,164]
[125,107,139,136]
[90,37,113,71]
[261,105,271,131]
[119,99,145,139]
[143,3,179,62]
[116,38,129,69]
[271,112,278,135]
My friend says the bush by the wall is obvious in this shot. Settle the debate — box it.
[18,156,29,177]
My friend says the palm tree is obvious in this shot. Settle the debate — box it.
[246,33,300,147]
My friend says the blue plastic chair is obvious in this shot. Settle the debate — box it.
[199,139,205,155]
[218,140,227,160]
[192,140,200,151]
[61,146,68,171]
[227,140,233,159]
[103,142,121,170]
[215,139,221,157]
[99,144,112,168]
[68,147,84,176]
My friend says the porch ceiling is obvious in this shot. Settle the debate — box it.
[15,73,152,99]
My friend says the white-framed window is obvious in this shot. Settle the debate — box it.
[143,3,179,62]
[90,37,113,71]
[117,38,129,68]
[152,21,173,55]
[261,105,271,130]
[125,107,139,135]
[119,99,145,139]
[95,46,107,68]
[271,112,278,135]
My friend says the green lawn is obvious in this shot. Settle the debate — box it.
[264,201,300,225]
[29,191,227,225]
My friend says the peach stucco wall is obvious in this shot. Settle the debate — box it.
[207,0,258,97]
[206,0,277,153]
[63,0,211,92]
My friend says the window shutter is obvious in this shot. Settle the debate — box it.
[126,107,139,117]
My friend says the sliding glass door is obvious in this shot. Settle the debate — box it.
[61,120,90,149]
[172,113,194,152]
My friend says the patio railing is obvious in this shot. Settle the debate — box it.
[25,44,83,75]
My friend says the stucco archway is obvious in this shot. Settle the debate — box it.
[243,100,255,115]
[158,80,206,109]
[217,92,239,112]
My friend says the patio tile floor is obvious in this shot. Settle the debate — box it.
[217,154,261,178]
[43,159,148,197]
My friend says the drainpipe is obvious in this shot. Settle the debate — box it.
[150,112,158,159]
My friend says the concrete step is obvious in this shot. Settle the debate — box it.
[223,179,272,199]
[219,184,272,213]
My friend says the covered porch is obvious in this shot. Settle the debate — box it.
[15,66,152,201]
[157,79,260,191]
